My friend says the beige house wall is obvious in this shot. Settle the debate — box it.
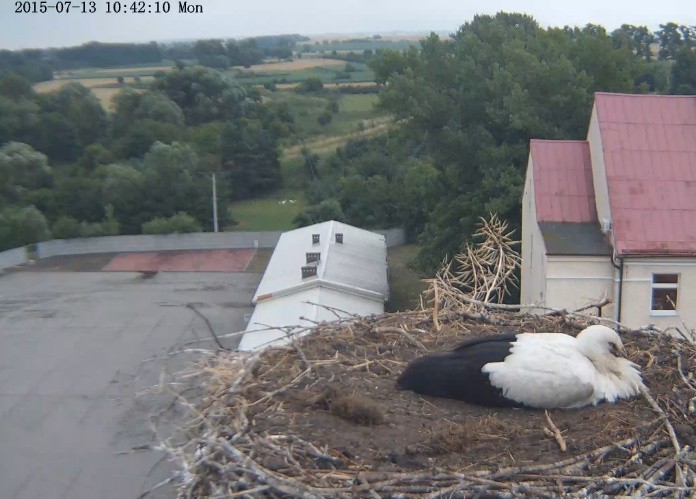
[618,258,696,331]
[587,106,612,234]
[520,156,547,308]
[545,257,614,316]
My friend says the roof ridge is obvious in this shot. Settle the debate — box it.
[530,139,588,144]
[594,92,696,99]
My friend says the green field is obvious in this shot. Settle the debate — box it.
[301,39,419,53]
[228,192,307,232]
[53,63,175,80]
[270,92,383,145]
[234,62,374,85]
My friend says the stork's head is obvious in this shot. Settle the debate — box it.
[576,325,645,402]
[576,324,626,361]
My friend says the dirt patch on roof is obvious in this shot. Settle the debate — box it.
[163,309,695,497]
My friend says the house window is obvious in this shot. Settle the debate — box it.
[651,274,679,314]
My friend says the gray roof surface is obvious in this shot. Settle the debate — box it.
[253,220,389,302]
[539,222,613,256]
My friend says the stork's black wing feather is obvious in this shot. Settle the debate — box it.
[397,333,523,407]
[451,333,520,351]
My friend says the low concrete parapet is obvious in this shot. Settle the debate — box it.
[0,246,28,270]
[18,227,405,260]
[36,232,283,259]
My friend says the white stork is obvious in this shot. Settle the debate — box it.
[397,325,645,409]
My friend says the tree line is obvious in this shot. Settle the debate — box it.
[1,15,695,261]
[0,34,310,83]
[0,65,297,250]
[293,15,696,270]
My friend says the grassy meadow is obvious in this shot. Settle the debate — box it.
[228,193,307,232]
[234,61,374,85]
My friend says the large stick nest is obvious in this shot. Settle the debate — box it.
[158,305,695,498]
[155,217,695,497]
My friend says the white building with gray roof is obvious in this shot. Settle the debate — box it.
[238,220,388,351]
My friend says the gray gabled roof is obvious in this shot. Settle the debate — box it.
[538,222,612,256]
[253,220,389,302]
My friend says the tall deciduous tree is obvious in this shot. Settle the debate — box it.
[220,119,281,199]
[0,205,50,250]
[0,142,51,205]
[373,13,625,267]
[152,66,248,125]
[671,48,696,94]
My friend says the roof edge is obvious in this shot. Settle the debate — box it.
[594,92,696,99]
[253,277,387,304]
[618,250,696,258]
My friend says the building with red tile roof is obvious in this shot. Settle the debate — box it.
[521,93,696,333]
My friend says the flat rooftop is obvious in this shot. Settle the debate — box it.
[0,265,262,498]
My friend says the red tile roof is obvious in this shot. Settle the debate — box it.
[530,140,597,223]
[594,93,696,255]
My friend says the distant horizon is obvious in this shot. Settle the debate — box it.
[9,29,454,52]
[4,23,690,52]
[2,0,693,51]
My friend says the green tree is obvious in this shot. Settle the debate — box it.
[0,205,51,250]
[30,112,82,162]
[317,110,333,126]
[38,82,108,148]
[99,162,146,234]
[0,71,34,99]
[296,77,324,93]
[51,215,81,239]
[142,211,202,234]
[294,198,345,227]
[138,142,215,229]
[194,39,230,68]
[368,47,420,85]
[114,119,184,158]
[611,24,655,61]
[656,23,684,60]
[671,48,696,94]
[369,13,619,267]
[0,94,40,145]
[219,119,281,199]
[0,142,51,205]
[78,204,120,237]
[152,66,248,124]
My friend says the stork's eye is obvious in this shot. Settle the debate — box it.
[609,343,620,357]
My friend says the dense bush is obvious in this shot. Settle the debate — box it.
[142,212,202,234]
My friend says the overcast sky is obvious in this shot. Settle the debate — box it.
[2,0,694,50]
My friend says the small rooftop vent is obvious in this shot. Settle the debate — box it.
[335,233,343,244]
[306,252,321,264]
[312,234,320,244]
[301,265,318,279]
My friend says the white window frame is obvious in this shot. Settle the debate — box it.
[650,273,679,316]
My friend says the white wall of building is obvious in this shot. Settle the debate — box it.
[619,257,696,331]
[545,256,614,316]
[587,105,612,233]
[520,156,548,308]
[238,285,383,351]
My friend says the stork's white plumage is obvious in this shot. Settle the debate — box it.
[397,325,645,409]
